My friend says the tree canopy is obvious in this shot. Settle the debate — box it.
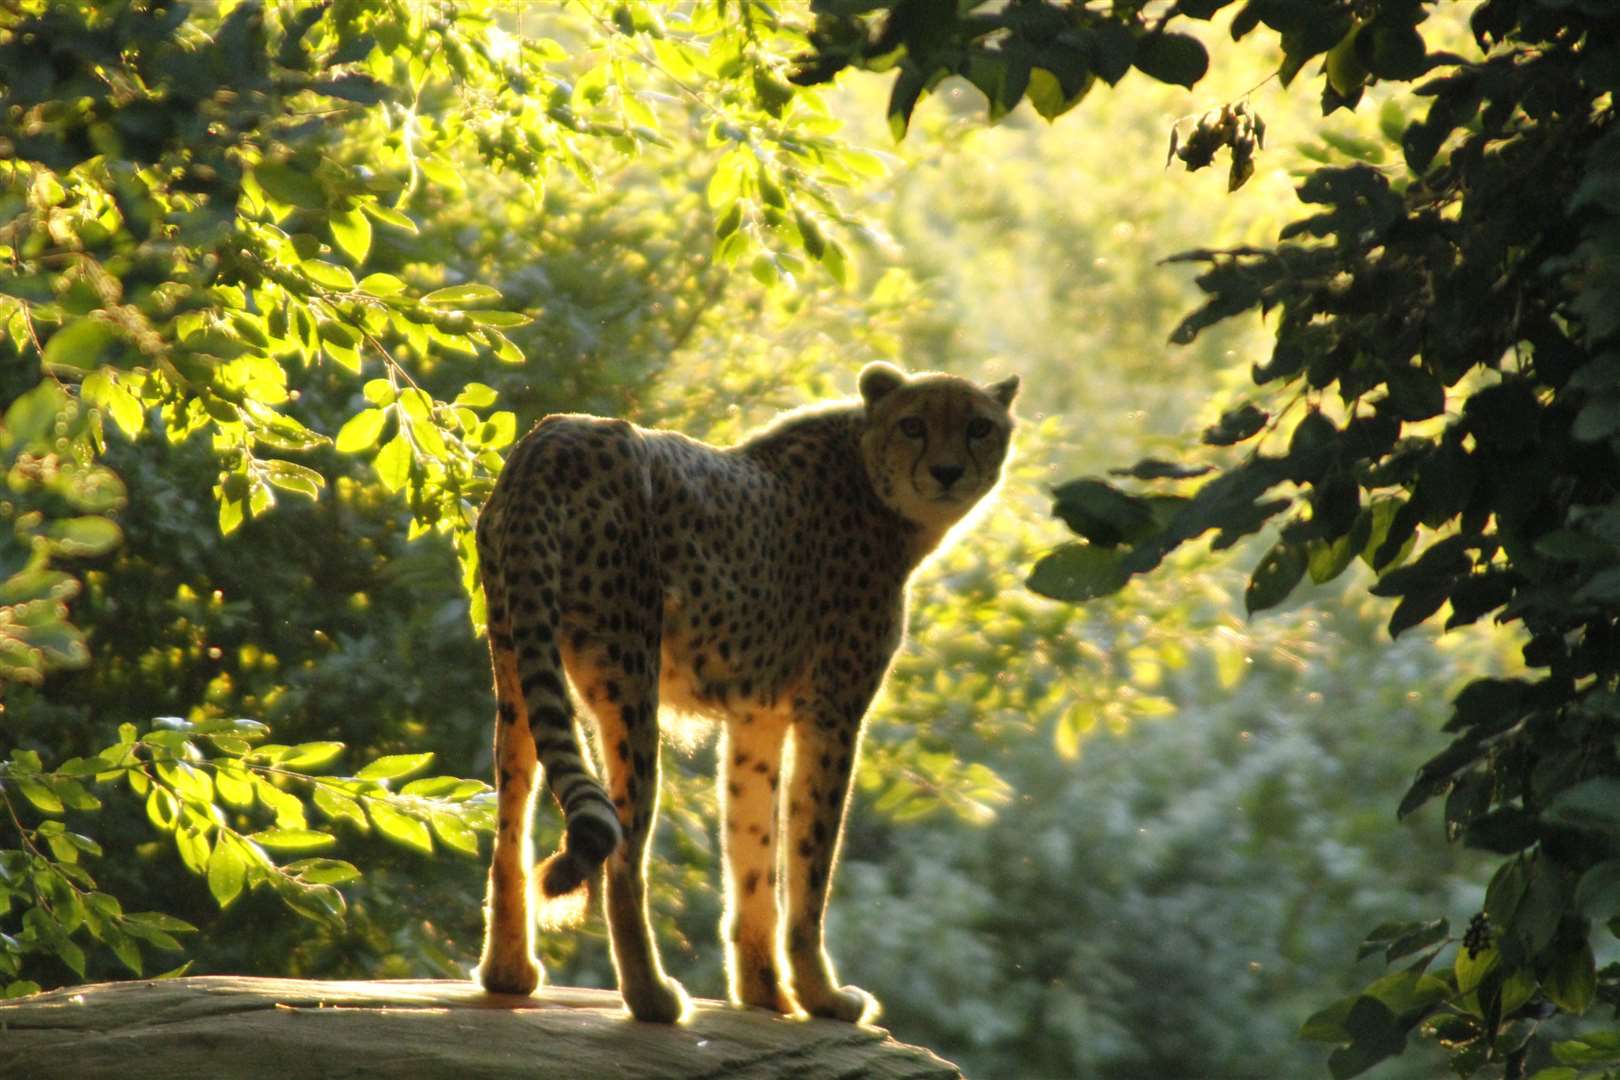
[5,1,1620,1077]
[796,0,1620,1074]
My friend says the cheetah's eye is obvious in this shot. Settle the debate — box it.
[966,417,994,439]
[898,417,927,438]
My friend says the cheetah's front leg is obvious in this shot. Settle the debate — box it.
[783,718,879,1024]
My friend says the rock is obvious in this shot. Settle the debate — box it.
[0,976,963,1080]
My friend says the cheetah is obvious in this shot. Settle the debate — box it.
[474,361,1018,1023]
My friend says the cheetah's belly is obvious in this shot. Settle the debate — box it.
[655,587,807,722]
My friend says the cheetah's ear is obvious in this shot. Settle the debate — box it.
[859,362,907,406]
[986,374,1020,408]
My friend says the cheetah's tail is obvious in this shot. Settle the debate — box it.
[529,724,623,924]
[481,491,623,928]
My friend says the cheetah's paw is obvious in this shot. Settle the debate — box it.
[799,983,880,1024]
[624,974,691,1024]
[477,954,541,997]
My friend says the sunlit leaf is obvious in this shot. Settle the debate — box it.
[357,753,434,782]
[367,802,433,854]
[206,840,246,909]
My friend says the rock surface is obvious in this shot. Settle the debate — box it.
[0,975,963,1080]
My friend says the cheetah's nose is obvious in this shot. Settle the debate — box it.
[930,464,965,489]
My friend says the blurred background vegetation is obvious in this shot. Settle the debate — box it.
[2,1,1601,1077]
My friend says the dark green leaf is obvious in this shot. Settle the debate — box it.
[1108,458,1213,481]
[1462,807,1539,855]
[1245,539,1307,614]
[1090,22,1136,85]
[1574,860,1620,921]
[1543,936,1596,1015]
[1026,543,1131,601]
[1133,33,1209,88]
[309,74,387,104]
[1544,778,1620,834]
[1329,996,1407,1079]
[1051,478,1158,546]
[1365,23,1427,81]
[1203,402,1268,445]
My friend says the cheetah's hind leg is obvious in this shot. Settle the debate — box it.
[477,626,543,996]
[566,627,690,1023]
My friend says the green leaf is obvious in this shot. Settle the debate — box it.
[374,433,411,493]
[1203,402,1268,445]
[360,202,418,234]
[247,829,336,853]
[43,516,123,557]
[357,272,407,296]
[285,858,362,886]
[1462,807,1539,854]
[263,460,325,500]
[1572,393,1620,442]
[313,785,367,831]
[1245,540,1307,614]
[1090,21,1136,85]
[1329,996,1407,1079]
[110,933,143,976]
[1454,944,1498,996]
[277,741,345,770]
[1027,543,1131,601]
[423,283,503,307]
[335,408,388,453]
[330,205,372,264]
[1552,1030,1620,1065]
[1574,859,1620,920]
[174,826,211,875]
[356,753,434,782]
[463,309,531,328]
[302,260,357,290]
[310,74,386,104]
[367,802,433,854]
[454,383,499,409]
[5,381,67,444]
[42,318,119,373]
[1543,937,1595,1015]
[1300,993,1356,1042]
[17,778,63,814]
[1366,23,1427,81]
[206,840,246,908]
[1544,778,1620,833]
[1132,33,1209,88]
[887,63,928,140]
[1574,566,1620,605]
[82,370,146,439]
[252,163,325,210]
[429,810,481,856]
[1051,478,1157,546]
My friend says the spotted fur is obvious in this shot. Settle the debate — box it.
[475,362,1018,1023]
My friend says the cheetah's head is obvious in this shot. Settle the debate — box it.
[858,361,1018,536]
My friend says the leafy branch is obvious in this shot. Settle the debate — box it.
[0,717,492,994]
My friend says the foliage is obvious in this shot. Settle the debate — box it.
[809,0,1620,1074]
[4,2,1598,1078]
[0,0,880,993]
[838,587,1500,1079]
[1,381,124,686]
[0,716,488,998]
